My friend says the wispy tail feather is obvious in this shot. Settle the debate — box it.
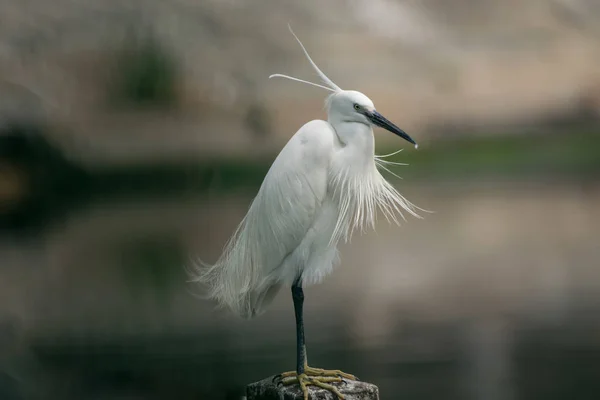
[244,283,282,319]
[188,208,282,318]
[191,256,281,319]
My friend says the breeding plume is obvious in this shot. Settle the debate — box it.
[192,25,423,399]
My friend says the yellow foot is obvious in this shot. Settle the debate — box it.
[277,367,357,400]
[280,366,357,381]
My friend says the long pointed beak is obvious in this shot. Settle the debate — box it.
[368,110,417,147]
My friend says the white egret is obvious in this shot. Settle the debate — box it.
[192,25,423,399]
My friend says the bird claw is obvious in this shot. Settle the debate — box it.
[276,367,357,400]
[279,366,357,381]
[304,366,357,381]
[280,373,344,400]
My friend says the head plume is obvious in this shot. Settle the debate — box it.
[269,24,342,93]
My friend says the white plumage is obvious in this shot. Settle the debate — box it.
[192,26,423,320]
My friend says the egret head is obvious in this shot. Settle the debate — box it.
[326,90,416,146]
[270,25,418,148]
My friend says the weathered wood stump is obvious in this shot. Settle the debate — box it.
[246,375,380,400]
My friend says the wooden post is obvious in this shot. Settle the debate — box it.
[246,375,380,400]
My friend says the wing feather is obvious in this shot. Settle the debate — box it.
[192,120,336,318]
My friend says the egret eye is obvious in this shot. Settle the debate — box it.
[353,104,361,111]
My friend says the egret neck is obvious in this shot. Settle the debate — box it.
[329,119,375,167]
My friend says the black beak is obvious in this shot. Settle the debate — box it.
[367,110,417,147]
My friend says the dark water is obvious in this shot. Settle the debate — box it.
[1,182,599,399]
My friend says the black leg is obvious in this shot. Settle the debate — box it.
[292,278,306,375]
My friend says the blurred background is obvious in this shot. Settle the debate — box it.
[1,0,599,399]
